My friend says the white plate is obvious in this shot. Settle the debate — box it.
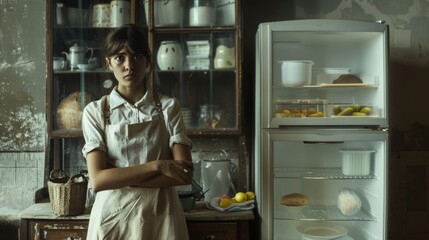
[297,222,348,240]
[207,197,255,212]
[319,83,373,87]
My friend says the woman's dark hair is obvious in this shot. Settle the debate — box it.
[104,24,152,67]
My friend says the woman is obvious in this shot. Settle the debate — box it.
[81,24,193,239]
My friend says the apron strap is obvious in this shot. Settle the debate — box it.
[153,92,163,121]
[101,95,111,129]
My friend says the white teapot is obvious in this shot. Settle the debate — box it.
[62,44,93,70]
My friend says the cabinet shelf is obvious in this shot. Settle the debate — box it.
[53,69,110,74]
[153,26,237,34]
[50,129,83,138]
[274,167,376,179]
[274,205,376,222]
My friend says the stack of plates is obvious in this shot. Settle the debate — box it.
[181,108,193,128]
[186,40,211,70]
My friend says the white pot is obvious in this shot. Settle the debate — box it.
[278,60,313,87]
[189,6,216,26]
[157,41,183,70]
[144,0,182,26]
[216,0,235,26]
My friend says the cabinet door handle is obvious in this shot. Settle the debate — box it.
[202,235,216,240]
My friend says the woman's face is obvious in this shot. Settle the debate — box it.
[107,46,147,90]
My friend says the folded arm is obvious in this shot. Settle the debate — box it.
[86,143,193,192]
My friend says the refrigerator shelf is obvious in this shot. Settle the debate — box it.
[274,167,376,179]
[272,83,378,89]
[274,205,376,222]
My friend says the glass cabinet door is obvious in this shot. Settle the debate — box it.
[48,0,147,137]
[147,0,241,135]
[47,0,146,173]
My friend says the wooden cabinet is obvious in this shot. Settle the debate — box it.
[22,220,246,240]
[22,220,88,240]
[19,203,255,240]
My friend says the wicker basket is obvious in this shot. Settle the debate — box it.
[48,169,88,216]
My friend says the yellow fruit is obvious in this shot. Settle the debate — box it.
[338,107,354,116]
[219,198,234,208]
[352,112,366,116]
[245,191,256,200]
[360,106,372,115]
[235,192,248,203]
[350,104,362,112]
[220,194,231,200]
[333,105,342,115]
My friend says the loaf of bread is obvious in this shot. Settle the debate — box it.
[332,74,363,84]
[57,91,95,129]
[280,193,308,206]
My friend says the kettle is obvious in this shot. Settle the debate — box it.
[200,150,236,201]
[62,44,93,70]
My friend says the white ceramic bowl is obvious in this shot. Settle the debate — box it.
[77,64,95,71]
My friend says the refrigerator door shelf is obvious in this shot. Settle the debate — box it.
[274,167,376,180]
[270,116,386,128]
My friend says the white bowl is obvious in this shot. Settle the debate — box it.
[77,64,95,71]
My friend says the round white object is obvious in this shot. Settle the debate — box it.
[157,41,183,70]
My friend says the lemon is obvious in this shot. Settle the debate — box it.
[245,191,256,200]
[219,198,234,208]
[219,194,231,200]
[234,192,248,203]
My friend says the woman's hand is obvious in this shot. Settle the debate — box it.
[154,159,193,185]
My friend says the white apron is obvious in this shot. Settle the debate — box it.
[86,98,189,240]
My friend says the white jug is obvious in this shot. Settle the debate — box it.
[214,45,235,69]
[201,159,236,201]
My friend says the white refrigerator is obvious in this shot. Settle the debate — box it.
[254,19,389,240]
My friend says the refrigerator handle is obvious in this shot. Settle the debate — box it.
[303,141,345,144]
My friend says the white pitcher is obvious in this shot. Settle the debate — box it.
[201,157,236,201]
[214,45,235,69]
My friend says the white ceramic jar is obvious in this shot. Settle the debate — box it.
[157,41,183,70]
[215,0,235,26]
[189,0,215,26]
[92,4,111,27]
[110,0,131,27]
[144,0,182,26]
